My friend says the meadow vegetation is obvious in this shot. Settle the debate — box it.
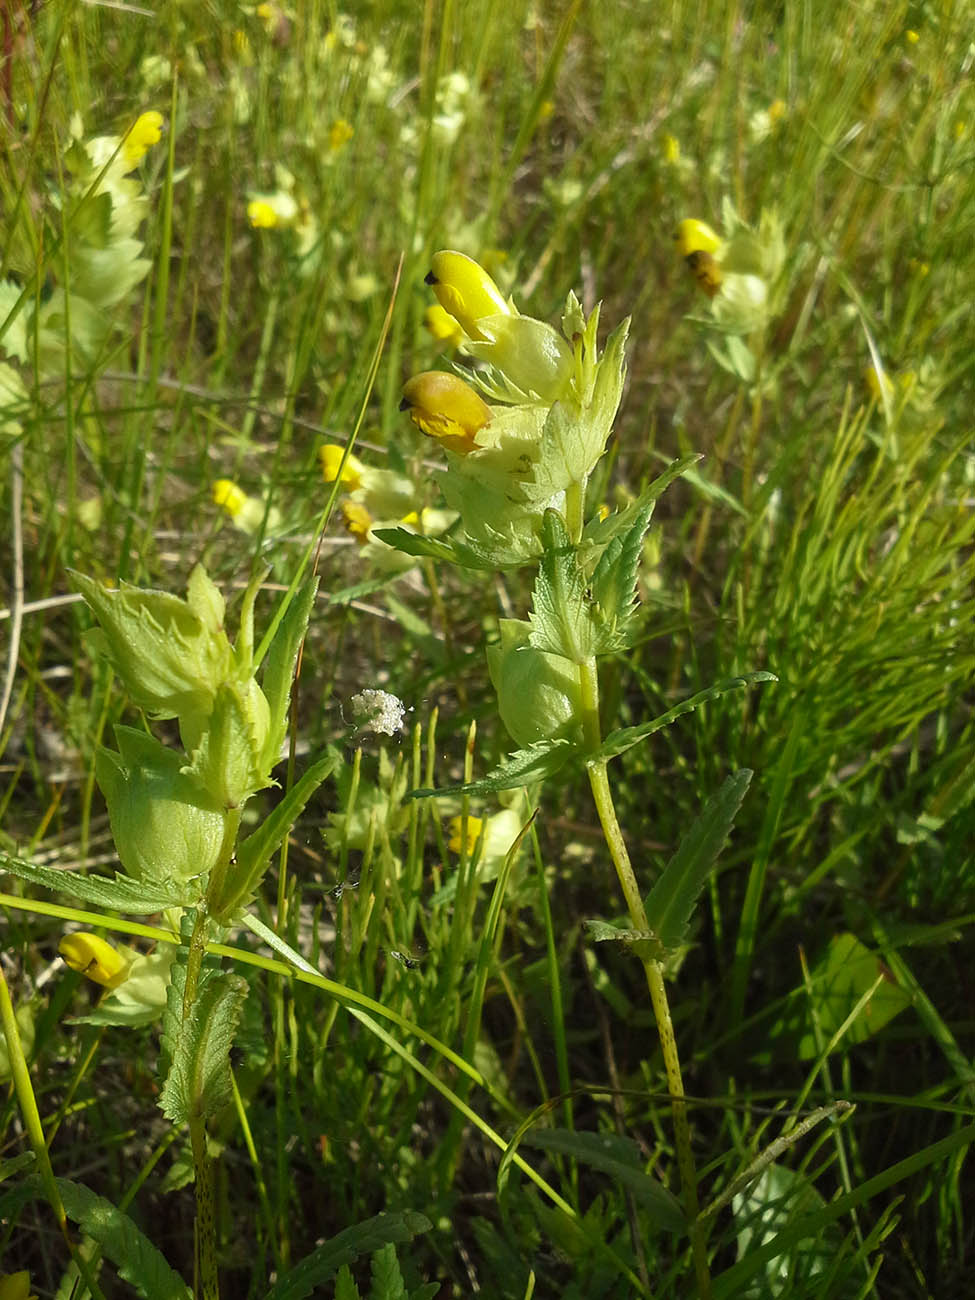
[1,2,973,1297]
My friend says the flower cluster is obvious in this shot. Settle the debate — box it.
[72,564,323,923]
[391,252,642,752]
[0,110,163,392]
[395,250,628,570]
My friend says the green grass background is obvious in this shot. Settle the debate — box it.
[1,0,973,1295]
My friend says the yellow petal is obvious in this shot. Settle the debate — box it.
[59,933,129,989]
[425,251,511,341]
[400,371,491,454]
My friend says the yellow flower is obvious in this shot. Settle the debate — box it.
[905,28,920,44]
[423,303,464,351]
[59,933,130,989]
[320,444,363,489]
[674,219,722,258]
[341,500,373,541]
[0,1273,37,1300]
[448,814,484,855]
[400,371,492,454]
[212,479,248,519]
[328,118,354,151]
[425,250,511,341]
[767,99,787,125]
[121,110,163,170]
[661,132,681,164]
[247,198,279,229]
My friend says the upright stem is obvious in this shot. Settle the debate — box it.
[183,910,220,1300]
[579,659,712,1298]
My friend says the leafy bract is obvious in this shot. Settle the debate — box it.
[528,510,596,662]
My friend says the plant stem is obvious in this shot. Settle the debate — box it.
[579,658,712,1298]
[183,910,220,1300]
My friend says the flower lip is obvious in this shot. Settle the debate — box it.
[401,370,492,454]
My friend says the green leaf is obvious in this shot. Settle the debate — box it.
[370,527,460,564]
[261,575,318,768]
[643,770,752,953]
[184,678,269,807]
[589,493,656,651]
[583,917,652,944]
[159,959,248,1125]
[335,1266,361,1300]
[592,674,776,763]
[210,748,340,921]
[528,510,596,662]
[0,1175,192,1299]
[408,738,575,799]
[520,1129,686,1234]
[263,1211,431,1300]
[0,850,198,912]
[582,455,702,553]
[369,1242,407,1300]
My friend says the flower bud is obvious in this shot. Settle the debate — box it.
[400,371,492,454]
[59,933,130,989]
[96,727,231,885]
[487,619,583,748]
[425,250,511,341]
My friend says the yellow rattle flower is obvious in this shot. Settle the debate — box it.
[122,111,164,170]
[212,479,249,519]
[320,444,364,490]
[59,933,130,989]
[424,250,512,341]
[674,219,724,297]
[400,371,492,454]
[423,303,464,351]
[448,814,484,855]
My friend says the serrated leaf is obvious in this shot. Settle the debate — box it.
[1,1176,192,1299]
[370,527,459,564]
[582,455,702,554]
[184,678,268,807]
[591,673,776,762]
[408,738,575,799]
[520,1129,685,1234]
[583,918,653,944]
[159,960,248,1125]
[589,494,656,651]
[211,749,339,921]
[335,1266,361,1300]
[0,850,198,912]
[261,575,318,767]
[263,1211,431,1300]
[528,510,596,662]
[370,1242,407,1300]
[643,770,752,952]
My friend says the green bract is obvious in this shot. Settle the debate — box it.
[96,728,230,886]
[487,619,583,748]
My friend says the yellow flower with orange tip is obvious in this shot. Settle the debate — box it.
[59,932,130,989]
[121,111,163,170]
[320,444,364,490]
[400,371,492,454]
[0,1272,38,1300]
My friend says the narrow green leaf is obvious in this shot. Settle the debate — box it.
[582,454,703,552]
[591,673,776,763]
[211,748,339,921]
[0,851,198,913]
[520,1129,685,1234]
[370,527,459,564]
[263,1211,431,1300]
[159,961,248,1125]
[589,493,656,650]
[643,770,752,952]
[408,739,574,799]
[261,574,318,768]
[528,510,595,662]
